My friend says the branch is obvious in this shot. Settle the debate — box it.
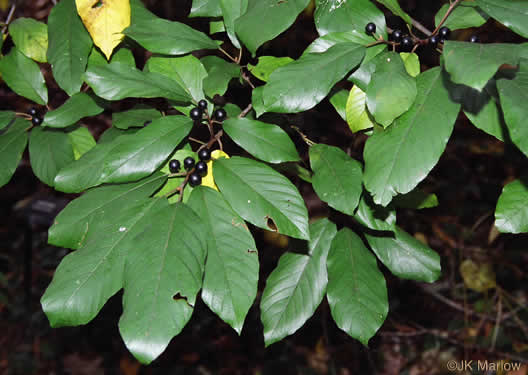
[432,0,462,35]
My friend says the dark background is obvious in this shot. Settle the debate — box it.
[1,0,527,374]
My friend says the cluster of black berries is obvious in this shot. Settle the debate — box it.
[189,99,227,123]
[429,26,451,47]
[28,107,42,126]
[168,147,211,187]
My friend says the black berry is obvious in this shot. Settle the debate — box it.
[195,161,208,176]
[28,107,37,116]
[198,99,208,110]
[169,159,181,173]
[31,116,42,126]
[401,36,413,50]
[392,29,403,42]
[365,22,376,35]
[439,27,450,40]
[198,148,211,161]
[469,35,479,43]
[183,156,195,171]
[429,35,439,47]
[190,107,202,121]
[213,108,227,122]
[188,172,202,187]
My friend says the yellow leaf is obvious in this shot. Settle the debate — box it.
[0,0,8,12]
[202,150,229,191]
[459,259,496,293]
[76,0,130,60]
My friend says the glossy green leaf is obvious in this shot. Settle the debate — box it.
[374,0,412,24]
[346,85,375,133]
[41,198,169,328]
[124,17,218,55]
[329,89,348,121]
[0,119,30,188]
[188,187,258,334]
[130,0,158,24]
[209,20,226,34]
[68,126,96,160]
[83,62,192,102]
[261,219,337,346]
[314,0,387,37]
[366,52,417,127]
[392,189,439,209]
[214,156,310,240]
[119,203,207,364]
[223,118,299,163]
[112,105,162,130]
[326,228,388,346]
[9,17,48,63]
[87,47,136,68]
[42,93,103,128]
[476,0,528,38]
[47,0,92,95]
[435,2,487,31]
[262,42,365,114]
[0,48,47,105]
[235,0,310,55]
[201,56,240,98]
[497,63,528,157]
[190,0,222,17]
[29,127,75,187]
[443,41,520,91]
[248,56,294,82]
[252,86,266,118]
[495,178,528,233]
[354,193,396,232]
[399,52,420,77]
[365,226,441,283]
[309,144,363,215]
[145,55,208,103]
[54,116,192,193]
[364,67,460,206]
[154,149,196,204]
[349,49,391,92]
[49,173,166,249]
[304,30,377,54]
[0,111,15,131]
[219,0,248,49]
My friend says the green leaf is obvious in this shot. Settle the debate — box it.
[9,17,48,63]
[54,116,192,193]
[309,144,363,215]
[374,0,412,24]
[130,0,158,24]
[435,2,487,31]
[365,226,441,283]
[443,41,520,91]
[219,0,248,49]
[0,48,48,105]
[366,52,417,127]
[235,0,310,55]
[214,156,310,240]
[0,111,15,131]
[346,85,375,133]
[201,56,240,98]
[83,62,192,102]
[42,93,104,128]
[145,55,208,103]
[29,127,75,187]
[314,0,387,37]
[188,187,258,334]
[68,126,96,160]
[47,0,92,95]
[154,149,196,204]
[349,49,391,92]
[252,86,266,118]
[262,42,365,114]
[304,30,376,54]
[190,0,222,17]
[497,63,528,157]
[392,189,439,209]
[260,218,337,346]
[209,20,225,34]
[87,47,136,68]
[49,173,166,249]
[124,17,218,55]
[476,0,528,38]
[354,193,396,232]
[495,178,528,233]
[248,56,294,82]
[399,52,420,77]
[112,105,162,130]
[329,89,348,121]
[41,198,169,328]
[326,228,388,346]
[119,203,207,364]
[223,118,299,163]
[0,119,30,188]
[363,67,460,206]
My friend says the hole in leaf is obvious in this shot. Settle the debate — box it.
[265,216,277,232]
[92,0,104,8]
[173,293,193,307]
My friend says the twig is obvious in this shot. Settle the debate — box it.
[410,17,432,37]
[189,137,206,145]
[291,125,315,147]
[218,46,238,64]
[1,4,16,34]
[239,103,253,118]
[432,0,462,36]
[241,70,256,89]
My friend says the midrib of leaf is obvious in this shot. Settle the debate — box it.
[233,124,294,157]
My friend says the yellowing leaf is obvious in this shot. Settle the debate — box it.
[346,85,374,133]
[76,0,130,60]
[202,149,229,191]
[459,259,496,293]
[0,0,8,12]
